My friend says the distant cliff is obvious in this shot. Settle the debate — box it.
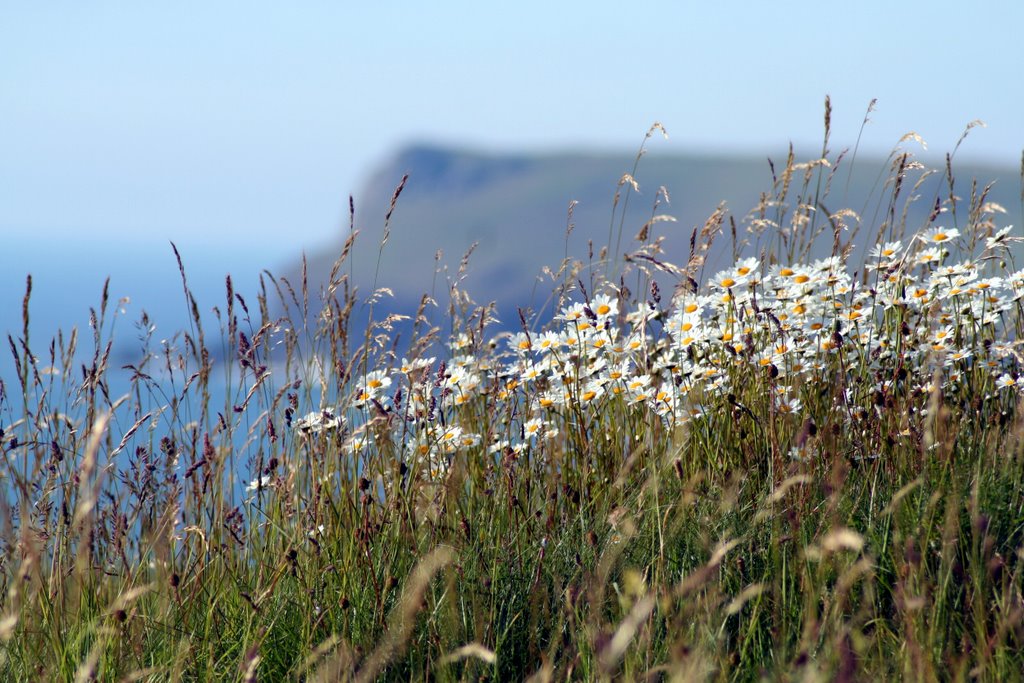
[293,144,1022,326]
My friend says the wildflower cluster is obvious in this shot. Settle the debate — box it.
[304,222,1023,478]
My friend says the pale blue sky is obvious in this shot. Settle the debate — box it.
[2,1,1022,251]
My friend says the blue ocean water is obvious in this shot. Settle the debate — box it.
[1,236,284,352]
[0,236,319,504]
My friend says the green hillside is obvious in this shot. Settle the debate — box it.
[298,143,1022,321]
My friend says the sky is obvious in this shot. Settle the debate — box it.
[2,1,1023,255]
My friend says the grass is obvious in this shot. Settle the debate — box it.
[3,110,1024,681]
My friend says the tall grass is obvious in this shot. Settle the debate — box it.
[3,113,1024,681]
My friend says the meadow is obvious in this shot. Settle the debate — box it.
[3,115,1024,681]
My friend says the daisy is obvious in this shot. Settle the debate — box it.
[345,434,370,455]
[995,374,1017,390]
[293,409,344,435]
[560,302,588,322]
[733,257,761,283]
[917,248,944,265]
[710,267,748,291]
[589,293,618,319]
[576,380,606,406]
[523,417,546,439]
[919,226,960,245]
[508,332,533,354]
[399,356,435,374]
[675,295,704,316]
[438,425,464,446]
[449,333,473,351]
[246,475,272,493]
[776,395,802,415]
[869,241,903,262]
[984,225,1016,251]
[943,348,972,366]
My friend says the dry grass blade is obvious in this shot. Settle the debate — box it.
[725,583,767,616]
[599,595,657,672]
[805,528,866,561]
[73,647,101,683]
[73,412,111,528]
[0,613,17,642]
[438,643,497,666]
[110,412,152,457]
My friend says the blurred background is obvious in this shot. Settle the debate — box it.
[2,1,1023,353]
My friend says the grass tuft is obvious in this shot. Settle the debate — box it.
[2,117,1024,680]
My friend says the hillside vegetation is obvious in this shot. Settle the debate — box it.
[3,117,1024,680]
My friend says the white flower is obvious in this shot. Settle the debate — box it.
[788,445,816,463]
[869,241,903,262]
[985,225,1016,250]
[438,425,464,452]
[523,417,545,439]
[995,374,1017,390]
[733,257,761,280]
[560,302,588,322]
[776,395,802,415]
[919,227,960,245]
[449,333,473,351]
[354,370,393,406]
[916,247,944,265]
[246,475,271,493]
[294,409,344,435]
[577,380,606,406]
[508,332,533,354]
[589,293,618,319]
[399,356,435,374]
